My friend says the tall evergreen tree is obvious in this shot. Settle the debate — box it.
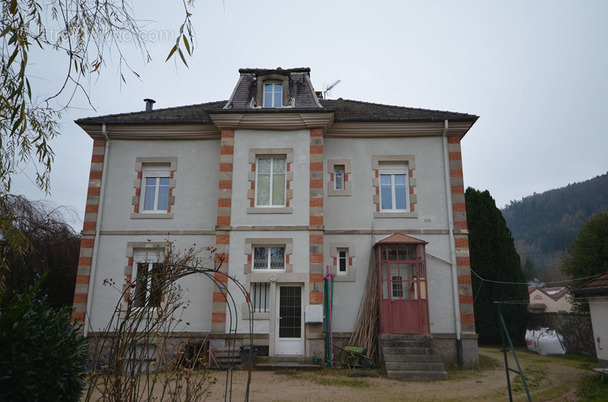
[466,188,528,344]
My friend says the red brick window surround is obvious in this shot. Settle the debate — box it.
[330,242,356,282]
[131,157,177,219]
[247,148,293,214]
[372,155,418,219]
[243,238,293,275]
[122,242,168,316]
[327,159,352,196]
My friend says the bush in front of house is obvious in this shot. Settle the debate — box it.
[0,283,87,401]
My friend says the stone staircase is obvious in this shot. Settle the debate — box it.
[381,334,448,381]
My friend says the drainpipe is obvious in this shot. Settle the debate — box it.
[84,123,110,337]
[442,120,463,366]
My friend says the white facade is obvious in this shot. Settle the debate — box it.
[72,68,479,366]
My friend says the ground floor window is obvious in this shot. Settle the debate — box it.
[133,260,164,308]
[251,282,270,313]
[253,246,285,270]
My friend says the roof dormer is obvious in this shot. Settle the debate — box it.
[256,73,290,108]
[224,67,322,110]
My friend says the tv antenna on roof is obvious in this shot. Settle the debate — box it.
[323,79,341,99]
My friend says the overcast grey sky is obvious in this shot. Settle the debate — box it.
[12,0,608,229]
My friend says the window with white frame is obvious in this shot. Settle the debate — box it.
[256,157,286,207]
[132,256,164,308]
[263,83,282,108]
[337,248,349,274]
[142,166,171,212]
[379,165,409,211]
[251,282,270,313]
[330,242,355,282]
[253,246,285,270]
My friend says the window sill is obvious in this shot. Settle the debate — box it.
[327,191,351,197]
[131,213,174,219]
[120,304,163,319]
[334,274,356,282]
[241,302,271,320]
[251,269,286,273]
[247,207,292,214]
[250,312,270,320]
[374,211,418,219]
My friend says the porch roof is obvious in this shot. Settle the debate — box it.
[374,233,428,246]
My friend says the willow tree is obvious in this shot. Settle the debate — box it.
[465,188,528,344]
[0,195,80,307]
[1,0,195,284]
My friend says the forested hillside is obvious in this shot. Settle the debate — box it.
[501,172,608,281]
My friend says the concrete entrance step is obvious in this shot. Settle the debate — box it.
[381,334,448,381]
[255,362,322,370]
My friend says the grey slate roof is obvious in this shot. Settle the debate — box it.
[75,101,226,125]
[76,98,478,126]
[75,67,479,126]
[320,99,478,122]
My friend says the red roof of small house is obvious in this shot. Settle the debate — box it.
[574,270,608,296]
[374,233,428,246]
[528,286,570,301]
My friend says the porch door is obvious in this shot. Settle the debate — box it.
[379,244,430,334]
[275,285,304,355]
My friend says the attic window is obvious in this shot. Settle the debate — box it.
[255,74,289,108]
[264,83,282,108]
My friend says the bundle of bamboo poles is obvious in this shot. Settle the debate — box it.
[347,252,380,364]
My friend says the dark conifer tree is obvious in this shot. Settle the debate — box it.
[465,188,529,344]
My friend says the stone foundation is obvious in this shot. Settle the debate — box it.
[434,333,479,369]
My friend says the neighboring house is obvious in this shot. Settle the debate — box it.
[573,270,608,369]
[528,286,572,313]
[71,67,479,368]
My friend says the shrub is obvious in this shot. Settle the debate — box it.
[0,284,87,401]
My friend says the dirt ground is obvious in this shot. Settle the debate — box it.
[205,347,596,401]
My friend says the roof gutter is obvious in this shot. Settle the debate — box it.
[84,123,110,337]
[443,119,463,366]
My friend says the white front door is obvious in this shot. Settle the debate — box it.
[275,285,304,355]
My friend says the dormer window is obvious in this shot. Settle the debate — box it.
[255,74,289,108]
[264,83,282,108]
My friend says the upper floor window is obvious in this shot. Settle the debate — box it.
[142,166,170,212]
[379,166,409,211]
[335,165,345,190]
[264,83,282,108]
[132,157,177,219]
[327,159,352,196]
[256,157,286,207]
[372,156,417,218]
[253,246,285,270]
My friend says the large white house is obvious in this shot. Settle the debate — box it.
[71,67,479,371]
